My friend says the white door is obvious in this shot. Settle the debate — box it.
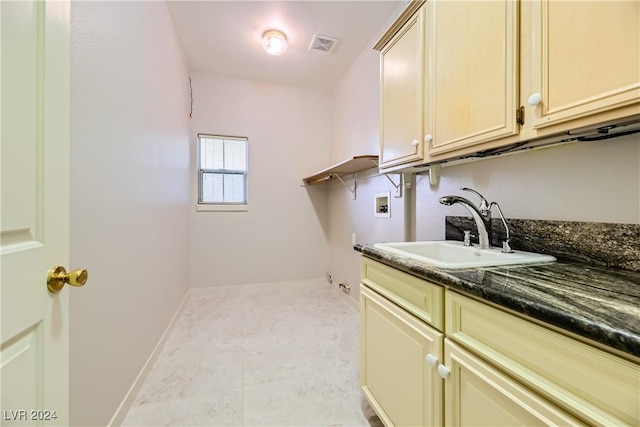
[1,1,75,426]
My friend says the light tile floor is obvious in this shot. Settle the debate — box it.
[123,279,383,426]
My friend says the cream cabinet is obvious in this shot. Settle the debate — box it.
[359,258,640,427]
[425,0,520,157]
[361,257,444,330]
[360,285,443,427]
[378,5,426,169]
[375,0,640,171]
[445,290,640,427]
[360,258,445,426]
[526,0,640,130]
[443,340,584,427]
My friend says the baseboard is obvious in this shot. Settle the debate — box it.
[325,279,360,312]
[189,277,327,296]
[107,289,191,427]
[190,278,360,311]
[343,291,359,311]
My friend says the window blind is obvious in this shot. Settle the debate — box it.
[198,135,248,204]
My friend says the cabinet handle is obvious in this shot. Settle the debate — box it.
[426,354,438,367]
[528,92,542,106]
[411,139,420,147]
[424,134,433,143]
[437,364,450,379]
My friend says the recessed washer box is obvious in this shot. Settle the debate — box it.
[375,192,391,218]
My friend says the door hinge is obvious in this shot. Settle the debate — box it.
[516,106,525,126]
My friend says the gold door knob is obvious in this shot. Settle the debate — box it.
[47,265,88,293]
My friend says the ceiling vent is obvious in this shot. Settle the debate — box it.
[309,34,338,54]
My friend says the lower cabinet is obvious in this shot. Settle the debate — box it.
[360,258,640,427]
[360,285,444,427]
[445,291,640,427]
[443,340,583,426]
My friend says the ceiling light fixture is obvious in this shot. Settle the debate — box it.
[263,30,288,56]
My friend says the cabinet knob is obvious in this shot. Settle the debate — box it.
[437,364,450,379]
[411,139,420,147]
[528,92,542,106]
[426,354,438,367]
[424,134,433,143]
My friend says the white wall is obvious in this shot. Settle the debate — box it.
[327,47,405,302]
[70,2,190,426]
[415,134,640,240]
[189,73,330,288]
[326,2,412,302]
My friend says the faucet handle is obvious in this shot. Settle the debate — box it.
[490,201,514,253]
[461,187,490,213]
[463,230,475,247]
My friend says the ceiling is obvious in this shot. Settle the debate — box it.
[167,1,404,91]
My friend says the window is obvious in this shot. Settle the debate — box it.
[197,134,248,211]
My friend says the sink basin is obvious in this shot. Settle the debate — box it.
[373,240,556,270]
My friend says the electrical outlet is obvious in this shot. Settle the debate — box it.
[352,233,356,245]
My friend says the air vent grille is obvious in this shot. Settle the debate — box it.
[309,34,338,54]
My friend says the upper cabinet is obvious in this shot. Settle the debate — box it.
[376,0,640,172]
[426,0,519,157]
[378,5,426,169]
[526,1,640,130]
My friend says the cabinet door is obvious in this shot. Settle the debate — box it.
[380,7,425,169]
[360,285,443,427]
[443,340,584,427]
[446,290,640,426]
[528,0,640,129]
[426,0,519,156]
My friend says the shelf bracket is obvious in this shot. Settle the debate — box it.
[383,174,402,198]
[429,164,441,186]
[335,175,357,200]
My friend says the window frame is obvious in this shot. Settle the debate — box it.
[196,134,249,212]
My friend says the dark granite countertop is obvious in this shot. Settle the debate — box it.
[355,244,640,359]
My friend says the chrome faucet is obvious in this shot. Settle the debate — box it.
[439,187,492,249]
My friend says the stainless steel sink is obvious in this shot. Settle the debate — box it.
[373,240,556,270]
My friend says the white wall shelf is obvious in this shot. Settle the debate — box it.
[303,155,379,185]
[302,155,379,199]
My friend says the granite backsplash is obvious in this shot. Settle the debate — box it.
[445,216,640,272]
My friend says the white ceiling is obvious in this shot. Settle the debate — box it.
[167,1,404,90]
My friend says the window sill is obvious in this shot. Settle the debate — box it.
[196,204,248,212]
